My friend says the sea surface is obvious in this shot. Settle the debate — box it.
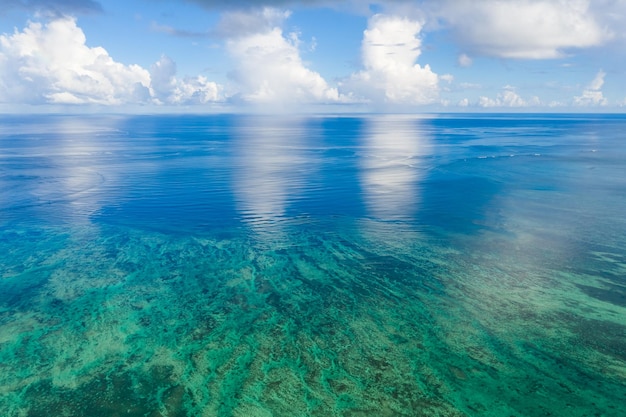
[1,113,625,416]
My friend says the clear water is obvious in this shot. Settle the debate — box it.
[1,113,625,416]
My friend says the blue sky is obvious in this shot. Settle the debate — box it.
[1,0,625,112]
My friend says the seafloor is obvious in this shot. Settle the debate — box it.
[1,114,625,416]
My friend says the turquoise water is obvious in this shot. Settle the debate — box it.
[1,114,625,416]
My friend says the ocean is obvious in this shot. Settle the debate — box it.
[1,113,625,416]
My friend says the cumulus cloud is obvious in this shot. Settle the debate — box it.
[162,0,625,63]
[223,8,341,104]
[150,55,221,104]
[478,86,540,108]
[433,0,613,59]
[0,17,223,106]
[0,18,151,105]
[574,70,608,106]
[342,14,439,105]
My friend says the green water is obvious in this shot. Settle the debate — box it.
[2,218,624,416]
[1,114,625,416]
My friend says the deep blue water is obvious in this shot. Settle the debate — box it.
[1,113,625,416]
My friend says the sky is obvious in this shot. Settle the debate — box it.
[0,0,625,113]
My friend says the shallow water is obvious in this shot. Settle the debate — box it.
[1,113,625,416]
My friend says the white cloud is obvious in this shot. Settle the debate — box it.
[440,74,454,83]
[500,89,526,106]
[215,7,291,38]
[588,69,606,91]
[477,96,497,108]
[458,53,472,67]
[434,0,613,59]
[150,55,221,104]
[0,17,151,105]
[224,8,341,104]
[574,70,608,106]
[478,86,540,107]
[459,82,481,89]
[0,17,223,106]
[342,14,439,105]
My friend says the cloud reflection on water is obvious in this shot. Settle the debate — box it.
[231,116,315,241]
[1,116,126,224]
[359,115,431,222]
[52,117,115,221]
